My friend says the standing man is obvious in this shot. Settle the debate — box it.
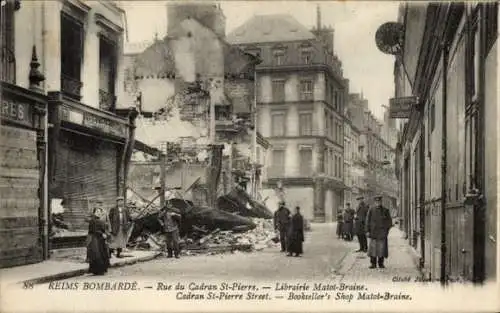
[342,203,355,241]
[286,206,304,257]
[273,201,291,252]
[365,195,393,268]
[108,196,132,258]
[354,196,369,252]
[158,200,182,258]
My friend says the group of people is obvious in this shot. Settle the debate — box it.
[273,202,305,257]
[337,195,393,268]
[86,196,183,276]
[86,196,132,276]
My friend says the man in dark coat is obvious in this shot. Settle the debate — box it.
[336,209,344,239]
[287,206,304,257]
[365,195,393,268]
[354,196,369,252]
[342,203,355,241]
[273,201,291,252]
[158,200,182,258]
[108,196,132,258]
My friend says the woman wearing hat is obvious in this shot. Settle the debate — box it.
[87,206,110,275]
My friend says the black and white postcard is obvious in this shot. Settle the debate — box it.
[0,1,498,312]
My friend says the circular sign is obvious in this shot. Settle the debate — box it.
[375,22,404,55]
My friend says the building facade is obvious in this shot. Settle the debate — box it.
[227,12,349,221]
[391,2,497,283]
[344,96,364,207]
[344,93,398,211]
[0,0,137,265]
[121,3,268,206]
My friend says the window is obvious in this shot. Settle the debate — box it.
[298,112,313,136]
[271,149,285,176]
[300,80,313,101]
[430,100,436,132]
[334,155,338,177]
[0,0,16,83]
[273,49,285,66]
[61,12,84,99]
[272,79,285,102]
[329,149,334,175]
[330,115,334,139]
[299,147,313,176]
[485,2,498,54]
[300,50,312,64]
[99,36,117,111]
[469,22,480,101]
[271,112,286,136]
[324,109,329,137]
[333,90,338,110]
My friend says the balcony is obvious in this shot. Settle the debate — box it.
[61,74,83,100]
[99,89,116,112]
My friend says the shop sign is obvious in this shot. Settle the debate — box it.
[389,96,416,119]
[60,106,128,138]
[1,98,33,127]
[83,113,127,138]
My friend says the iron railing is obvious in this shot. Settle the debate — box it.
[61,74,83,100]
[98,89,116,112]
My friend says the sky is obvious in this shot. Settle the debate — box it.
[120,1,400,120]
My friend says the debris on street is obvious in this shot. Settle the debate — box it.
[128,196,278,255]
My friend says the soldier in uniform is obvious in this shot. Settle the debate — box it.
[354,196,369,252]
[158,200,182,258]
[365,195,393,268]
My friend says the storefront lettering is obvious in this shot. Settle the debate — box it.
[60,106,128,138]
[83,113,127,138]
[1,99,31,125]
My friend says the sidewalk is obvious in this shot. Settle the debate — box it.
[335,225,422,282]
[0,249,161,287]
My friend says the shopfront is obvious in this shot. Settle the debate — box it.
[0,82,47,268]
[47,92,136,236]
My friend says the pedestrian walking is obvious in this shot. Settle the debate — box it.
[336,209,344,239]
[365,195,393,269]
[87,207,110,275]
[286,206,304,257]
[108,196,132,258]
[342,203,355,241]
[158,200,182,258]
[354,196,369,252]
[273,201,291,252]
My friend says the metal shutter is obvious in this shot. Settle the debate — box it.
[53,131,118,231]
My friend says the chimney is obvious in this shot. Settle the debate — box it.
[316,4,321,30]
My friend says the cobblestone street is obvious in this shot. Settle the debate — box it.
[54,223,420,284]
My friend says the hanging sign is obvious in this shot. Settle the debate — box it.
[389,96,417,119]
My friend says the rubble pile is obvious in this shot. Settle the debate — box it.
[131,217,277,255]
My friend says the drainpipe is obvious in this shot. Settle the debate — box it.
[440,38,449,286]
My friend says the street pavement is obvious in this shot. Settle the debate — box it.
[49,223,420,283]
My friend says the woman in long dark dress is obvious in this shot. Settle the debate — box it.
[87,207,110,275]
[287,206,304,257]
